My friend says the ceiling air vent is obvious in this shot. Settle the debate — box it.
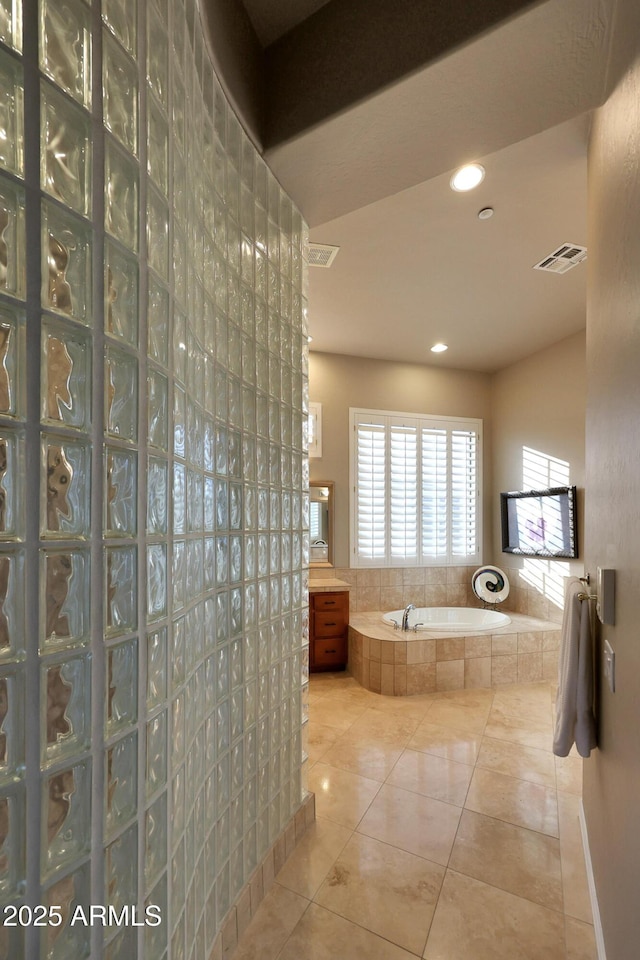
[533,243,587,274]
[307,242,340,268]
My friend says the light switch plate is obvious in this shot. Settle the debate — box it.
[604,639,615,693]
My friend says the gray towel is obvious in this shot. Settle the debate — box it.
[553,577,597,758]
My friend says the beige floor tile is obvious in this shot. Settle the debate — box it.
[408,720,482,765]
[277,902,418,960]
[565,917,598,960]
[426,694,491,734]
[307,722,341,766]
[387,748,473,807]
[315,832,444,955]
[319,737,404,782]
[557,792,593,923]
[483,712,553,752]
[231,882,310,960]
[309,673,361,694]
[308,762,381,829]
[476,736,556,788]
[341,708,421,746]
[424,869,565,960]
[449,810,563,911]
[555,754,583,795]
[367,692,435,719]
[489,696,553,730]
[308,697,369,733]
[465,766,559,837]
[357,783,462,866]
[322,686,385,709]
[276,818,353,899]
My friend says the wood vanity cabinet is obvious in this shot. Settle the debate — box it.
[309,591,349,671]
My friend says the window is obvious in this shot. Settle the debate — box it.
[350,408,482,567]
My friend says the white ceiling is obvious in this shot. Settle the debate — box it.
[239,0,617,372]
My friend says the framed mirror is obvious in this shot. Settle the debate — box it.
[309,481,334,567]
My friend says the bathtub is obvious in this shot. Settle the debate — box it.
[382,606,511,632]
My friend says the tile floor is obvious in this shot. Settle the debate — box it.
[233,673,597,960]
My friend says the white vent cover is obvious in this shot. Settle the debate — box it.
[533,243,587,274]
[307,242,340,268]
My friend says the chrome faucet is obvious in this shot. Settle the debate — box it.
[401,603,416,631]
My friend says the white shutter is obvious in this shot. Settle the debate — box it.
[450,429,478,557]
[350,409,481,566]
[421,427,448,560]
[390,421,418,561]
[309,501,321,540]
[355,419,386,561]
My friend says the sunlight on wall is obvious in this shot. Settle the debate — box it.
[520,447,571,610]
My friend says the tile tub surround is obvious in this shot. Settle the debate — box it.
[308,564,565,623]
[349,612,561,695]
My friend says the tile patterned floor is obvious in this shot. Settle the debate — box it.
[234,673,597,960]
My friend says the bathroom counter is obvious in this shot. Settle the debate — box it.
[308,578,351,594]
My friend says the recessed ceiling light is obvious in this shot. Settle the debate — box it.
[478,207,494,220]
[307,335,313,343]
[450,163,485,192]
[431,342,448,353]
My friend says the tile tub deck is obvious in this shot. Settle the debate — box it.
[348,611,561,695]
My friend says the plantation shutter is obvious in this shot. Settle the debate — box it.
[421,427,448,560]
[351,409,481,566]
[451,429,478,557]
[355,418,387,560]
[390,420,418,561]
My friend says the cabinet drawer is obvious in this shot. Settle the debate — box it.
[312,592,348,613]
[314,611,347,638]
[313,637,347,666]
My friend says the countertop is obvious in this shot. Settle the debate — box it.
[308,578,352,593]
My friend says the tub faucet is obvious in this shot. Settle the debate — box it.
[401,603,416,631]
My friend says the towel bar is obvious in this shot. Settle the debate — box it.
[578,592,597,602]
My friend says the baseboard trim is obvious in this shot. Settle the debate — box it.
[579,800,607,960]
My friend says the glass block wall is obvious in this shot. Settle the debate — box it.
[0,1,310,958]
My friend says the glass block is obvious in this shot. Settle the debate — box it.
[146,710,167,796]
[42,437,90,539]
[105,447,137,537]
[104,928,136,960]
[0,668,24,781]
[148,275,169,366]
[147,457,168,535]
[105,546,137,636]
[42,759,90,879]
[229,536,241,584]
[147,93,168,193]
[230,586,242,636]
[172,540,185,610]
[41,202,92,324]
[147,185,169,279]
[173,463,185,536]
[145,873,168,960]
[41,653,90,764]
[170,616,185,690]
[40,82,91,216]
[105,137,138,251]
[0,304,23,421]
[105,823,137,911]
[0,174,25,301]
[0,549,24,661]
[145,790,167,886]
[0,49,23,178]
[40,0,91,108]
[148,369,168,450]
[41,321,90,429]
[171,693,185,766]
[173,73,186,161]
[186,538,203,599]
[105,732,137,838]
[0,429,23,540]
[204,477,214,532]
[230,691,243,743]
[147,627,167,709]
[106,638,137,736]
[0,782,24,904]
[45,862,90,960]
[103,27,137,154]
[105,239,138,346]
[0,0,21,51]
[102,0,136,56]
[173,225,187,306]
[173,309,187,384]
[147,543,167,622]
[174,385,185,459]
[99,361,129,462]
[147,15,168,109]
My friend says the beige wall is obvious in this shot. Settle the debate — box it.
[309,351,493,567]
[583,5,640,955]
[490,331,586,618]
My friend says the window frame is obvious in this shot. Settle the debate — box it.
[349,407,483,568]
